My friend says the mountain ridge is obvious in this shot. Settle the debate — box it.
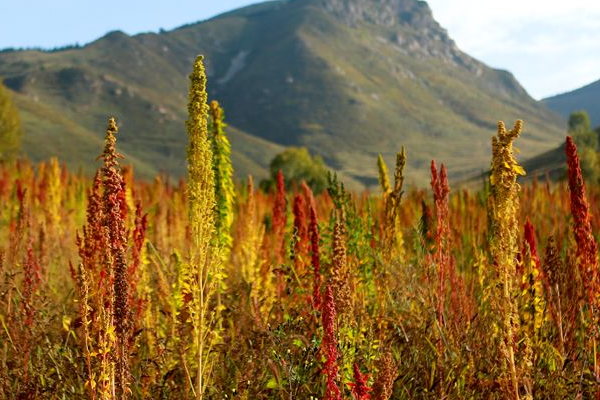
[0,0,565,186]
[544,78,600,128]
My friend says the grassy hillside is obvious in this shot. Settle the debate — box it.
[0,0,566,185]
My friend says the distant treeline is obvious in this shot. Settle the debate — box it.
[0,43,82,54]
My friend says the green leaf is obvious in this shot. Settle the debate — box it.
[266,377,278,389]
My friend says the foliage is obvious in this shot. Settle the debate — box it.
[568,110,592,135]
[184,55,224,400]
[0,80,22,161]
[488,120,527,399]
[263,146,329,194]
[209,100,235,259]
[569,111,600,183]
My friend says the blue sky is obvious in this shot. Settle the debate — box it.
[0,1,258,48]
[1,0,599,99]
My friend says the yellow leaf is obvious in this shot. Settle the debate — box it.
[513,164,526,176]
[62,315,72,332]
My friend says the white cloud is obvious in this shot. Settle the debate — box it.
[426,0,600,98]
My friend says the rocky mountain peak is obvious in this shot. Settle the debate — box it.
[310,0,441,31]
[304,0,479,71]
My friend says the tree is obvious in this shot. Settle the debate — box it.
[578,146,600,184]
[0,80,22,160]
[262,147,329,194]
[568,110,591,135]
[568,110,600,182]
[569,110,596,150]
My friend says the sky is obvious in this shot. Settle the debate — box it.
[1,0,599,99]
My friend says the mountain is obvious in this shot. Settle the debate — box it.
[544,79,600,128]
[0,0,566,186]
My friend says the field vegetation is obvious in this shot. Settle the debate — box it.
[1,56,600,400]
